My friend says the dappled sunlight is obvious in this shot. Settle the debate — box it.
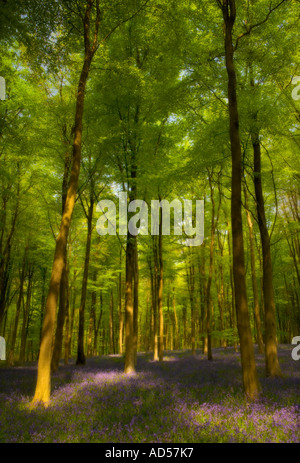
[0,347,299,443]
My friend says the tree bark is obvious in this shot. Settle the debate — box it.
[187,253,196,355]
[31,0,100,405]
[158,205,164,362]
[124,233,135,373]
[93,290,103,356]
[87,269,97,357]
[244,186,264,354]
[221,0,261,399]
[133,237,139,364]
[63,272,70,364]
[109,290,115,354]
[8,250,27,365]
[252,134,282,376]
[51,261,67,371]
[19,265,34,363]
[118,249,124,354]
[76,196,94,365]
[152,235,159,360]
[172,289,179,350]
[51,140,71,371]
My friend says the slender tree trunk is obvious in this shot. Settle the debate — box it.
[133,238,139,364]
[244,186,264,354]
[221,0,261,399]
[66,281,77,360]
[87,293,94,358]
[63,272,70,364]
[158,206,164,362]
[251,134,282,377]
[172,289,179,350]
[37,268,47,360]
[8,251,27,365]
[226,218,238,351]
[198,246,207,353]
[206,171,219,361]
[51,144,71,371]
[183,305,187,349]
[109,290,115,354]
[19,266,34,363]
[187,254,196,355]
[152,236,159,360]
[93,291,103,356]
[0,180,20,327]
[51,261,67,371]
[87,270,97,357]
[0,247,11,329]
[31,0,100,405]
[118,249,124,354]
[77,197,94,365]
[215,234,226,347]
[124,232,135,373]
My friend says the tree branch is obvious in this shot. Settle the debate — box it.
[235,0,289,50]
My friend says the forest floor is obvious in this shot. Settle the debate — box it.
[0,345,299,443]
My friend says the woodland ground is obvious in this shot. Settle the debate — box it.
[0,345,299,443]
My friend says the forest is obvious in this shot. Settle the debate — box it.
[0,0,299,445]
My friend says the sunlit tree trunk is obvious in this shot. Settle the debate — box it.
[31,0,100,405]
[51,143,71,372]
[221,0,261,399]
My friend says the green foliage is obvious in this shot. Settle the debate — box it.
[0,0,299,361]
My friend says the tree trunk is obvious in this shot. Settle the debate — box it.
[187,254,196,355]
[183,305,187,349]
[51,143,71,371]
[109,290,115,354]
[63,273,70,364]
[93,290,103,356]
[158,206,164,362]
[19,266,34,363]
[221,0,261,399]
[0,247,11,330]
[31,0,100,405]
[244,186,264,354]
[118,249,124,354]
[152,235,159,360]
[124,232,136,373]
[51,262,67,371]
[87,269,97,357]
[172,289,179,350]
[76,196,94,365]
[133,237,139,364]
[252,134,282,377]
[8,251,27,365]
[66,280,77,361]
[206,170,219,361]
